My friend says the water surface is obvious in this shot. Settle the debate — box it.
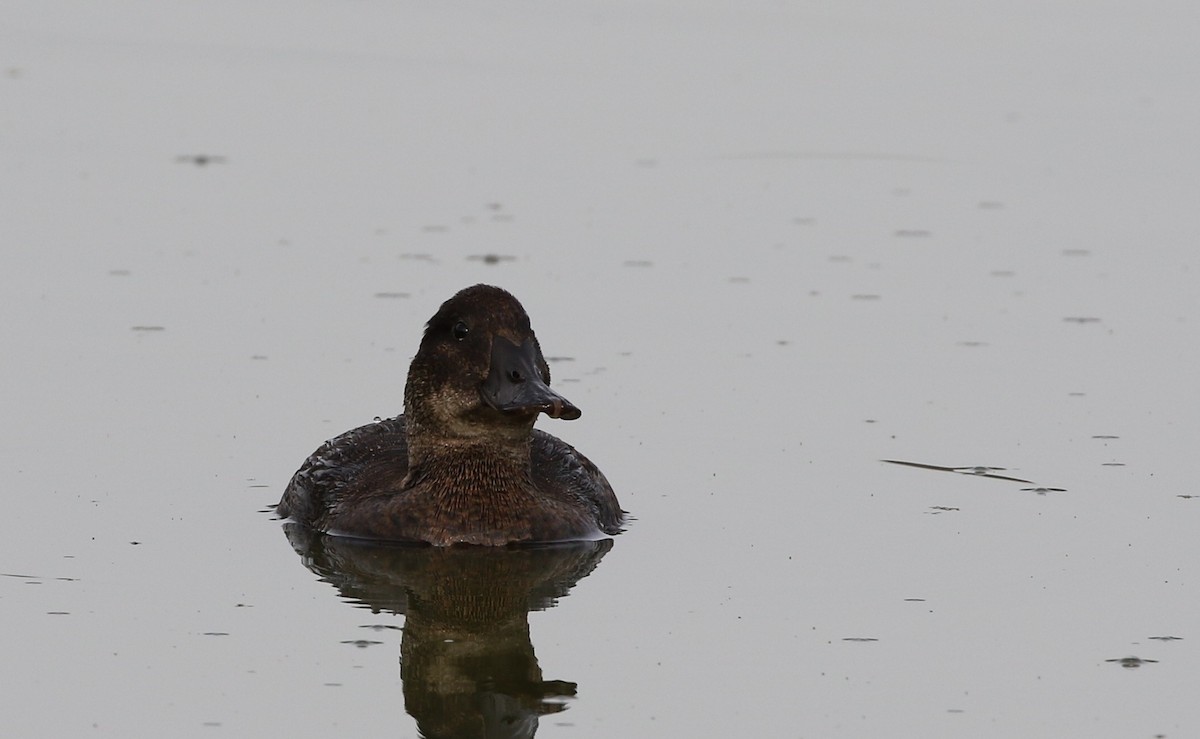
[3,2,1198,737]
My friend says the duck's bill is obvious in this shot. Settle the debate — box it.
[482,337,582,420]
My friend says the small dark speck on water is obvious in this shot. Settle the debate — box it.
[1178,494,1197,499]
[341,639,383,648]
[361,624,402,631]
[545,356,575,363]
[47,611,70,615]
[131,326,164,332]
[1148,635,1183,641]
[1101,463,1126,467]
[202,632,229,637]
[1092,435,1119,439]
[468,253,515,265]
[175,154,227,166]
[1063,316,1101,324]
[129,541,142,545]
[250,355,268,361]
[1021,487,1067,495]
[842,637,879,642]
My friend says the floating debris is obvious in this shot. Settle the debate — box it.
[1020,487,1067,495]
[882,459,1036,484]
[842,637,879,642]
[926,506,960,513]
[1063,316,1102,324]
[1147,636,1183,642]
[340,639,384,648]
[1105,656,1157,668]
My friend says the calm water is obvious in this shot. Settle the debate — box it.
[4,2,1198,737]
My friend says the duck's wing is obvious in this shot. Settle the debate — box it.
[530,429,625,534]
[276,416,409,524]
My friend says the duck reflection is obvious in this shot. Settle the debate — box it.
[282,524,613,738]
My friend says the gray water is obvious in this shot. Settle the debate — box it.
[4,2,1199,737]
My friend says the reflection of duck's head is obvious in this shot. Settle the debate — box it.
[282,525,612,738]
[404,284,579,454]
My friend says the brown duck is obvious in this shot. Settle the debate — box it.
[276,284,624,545]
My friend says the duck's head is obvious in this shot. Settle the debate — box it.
[403,284,580,445]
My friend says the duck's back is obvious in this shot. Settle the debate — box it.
[529,430,623,535]
[277,416,623,541]
[276,417,410,526]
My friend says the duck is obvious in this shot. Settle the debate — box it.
[276,284,624,546]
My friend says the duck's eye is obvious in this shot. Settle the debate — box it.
[452,321,470,340]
